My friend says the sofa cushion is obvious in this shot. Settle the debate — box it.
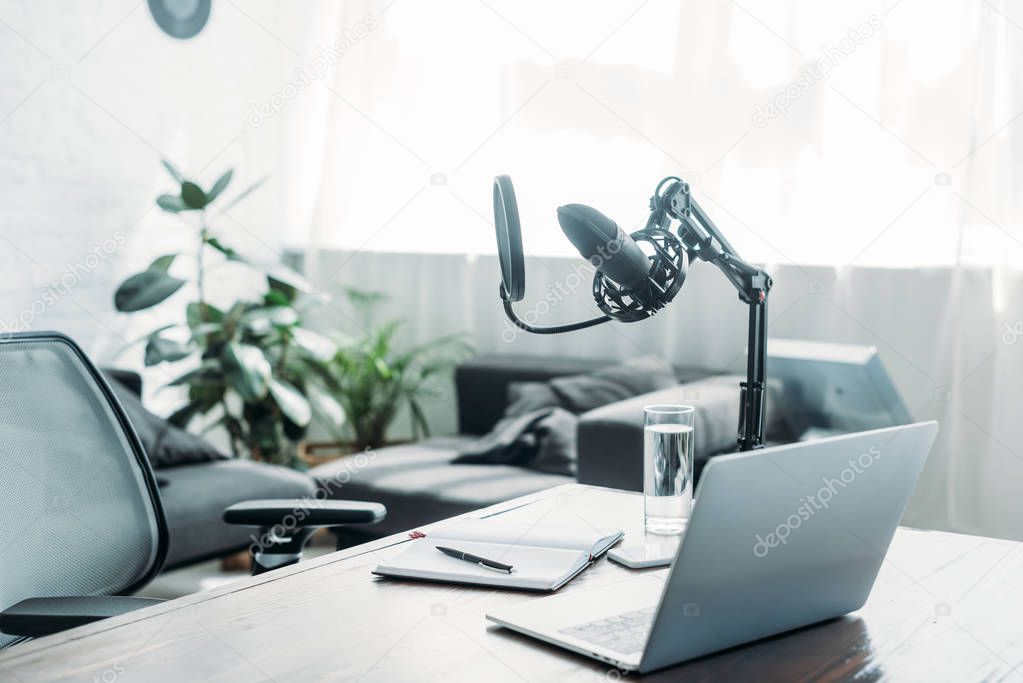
[454,354,713,436]
[158,460,317,569]
[505,381,560,416]
[104,372,228,469]
[577,375,790,491]
[548,356,678,413]
[453,357,679,476]
[455,356,609,435]
[308,437,572,537]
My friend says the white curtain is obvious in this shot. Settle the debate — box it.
[284,0,1023,540]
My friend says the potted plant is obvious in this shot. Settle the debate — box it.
[321,288,472,453]
[114,161,344,468]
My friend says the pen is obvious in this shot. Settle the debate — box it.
[435,545,514,573]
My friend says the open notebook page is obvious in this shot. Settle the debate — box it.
[420,518,623,558]
[373,539,590,591]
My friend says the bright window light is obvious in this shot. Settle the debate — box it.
[289,0,1023,269]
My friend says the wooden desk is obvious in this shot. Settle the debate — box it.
[1,484,1020,682]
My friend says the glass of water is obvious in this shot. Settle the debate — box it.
[643,405,695,535]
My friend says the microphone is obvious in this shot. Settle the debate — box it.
[493,173,771,452]
[556,204,652,290]
[493,176,686,328]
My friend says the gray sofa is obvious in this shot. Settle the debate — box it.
[309,355,727,539]
[115,355,788,564]
[105,370,318,569]
[157,460,316,568]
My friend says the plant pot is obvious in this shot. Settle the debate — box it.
[298,439,411,467]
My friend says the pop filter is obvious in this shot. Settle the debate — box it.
[493,175,525,302]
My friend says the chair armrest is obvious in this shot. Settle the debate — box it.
[0,596,163,638]
[223,499,386,528]
[224,500,387,573]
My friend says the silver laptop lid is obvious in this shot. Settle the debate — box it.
[640,422,938,672]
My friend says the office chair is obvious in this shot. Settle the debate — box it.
[0,332,385,646]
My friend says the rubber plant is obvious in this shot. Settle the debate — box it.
[114,160,345,468]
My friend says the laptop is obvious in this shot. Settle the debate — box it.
[486,422,938,673]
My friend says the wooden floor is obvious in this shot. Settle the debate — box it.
[1,484,1021,682]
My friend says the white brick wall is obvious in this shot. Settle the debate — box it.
[0,1,307,410]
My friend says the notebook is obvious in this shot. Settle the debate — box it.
[373,518,624,591]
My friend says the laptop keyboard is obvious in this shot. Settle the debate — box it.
[558,606,656,655]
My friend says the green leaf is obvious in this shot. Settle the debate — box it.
[372,356,391,379]
[161,159,184,183]
[264,289,292,307]
[221,343,271,401]
[180,181,208,209]
[157,194,188,212]
[188,383,225,407]
[266,275,298,304]
[206,236,245,262]
[242,306,298,335]
[186,302,224,329]
[166,364,216,387]
[189,322,224,340]
[149,253,177,272]
[165,362,224,388]
[268,307,299,326]
[408,396,430,439]
[167,401,203,429]
[123,322,181,347]
[307,383,345,429]
[371,322,401,359]
[114,269,186,312]
[144,334,192,366]
[291,328,337,362]
[269,378,311,427]
[223,301,252,328]
[205,169,233,203]
[343,287,388,310]
[245,317,271,337]
[222,176,268,212]
[263,263,308,291]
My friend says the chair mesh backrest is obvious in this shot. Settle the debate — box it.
[0,334,165,647]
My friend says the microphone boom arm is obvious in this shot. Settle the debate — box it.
[654,179,773,450]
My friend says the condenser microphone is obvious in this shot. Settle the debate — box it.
[556,204,652,290]
[493,175,686,331]
[493,173,772,452]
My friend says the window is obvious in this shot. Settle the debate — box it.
[290,0,1023,268]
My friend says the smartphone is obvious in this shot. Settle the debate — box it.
[607,542,678,569]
